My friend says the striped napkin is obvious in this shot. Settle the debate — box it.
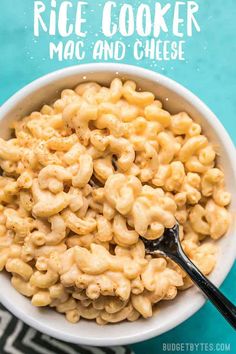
[0,304,134,354]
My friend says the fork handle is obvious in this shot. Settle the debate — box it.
[169,249,236,330]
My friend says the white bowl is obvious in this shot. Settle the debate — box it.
[0,64,235,346]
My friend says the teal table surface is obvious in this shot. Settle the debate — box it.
[0,1,235,353]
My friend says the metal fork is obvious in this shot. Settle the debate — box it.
[142,223,236,330]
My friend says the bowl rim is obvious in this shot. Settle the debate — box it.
[0,63,235,346]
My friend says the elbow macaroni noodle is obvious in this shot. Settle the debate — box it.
[0,79,231,324]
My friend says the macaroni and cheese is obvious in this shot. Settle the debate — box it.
[0,79,231,324]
